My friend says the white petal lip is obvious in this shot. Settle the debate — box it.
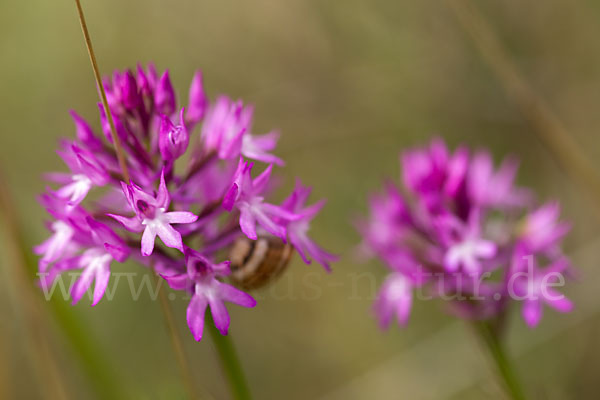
[71,249,113,306]
[154,223,184,252]
[135,207,198,256]
[92,265,111,306]
[36,221,75,269]
[238,206,257,240]
[141,226,157,256]
[56,174,93,206]
[374,273,413,327]
[444,238,496,274]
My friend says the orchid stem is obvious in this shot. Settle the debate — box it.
[473,321,527,400]
[152,273,203,400]
[207,312,252,400]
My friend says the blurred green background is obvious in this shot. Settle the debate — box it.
[2,0,600,399]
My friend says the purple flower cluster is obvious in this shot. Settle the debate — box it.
[36,64,335,340]
[358,138,573,329]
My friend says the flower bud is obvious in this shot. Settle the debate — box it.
[155,70,176,115]
[69,110,103,151]
[159,108,189,161]
[119,69,140,110]
[97,103,128,144]
[187,70,209,123]
[136,64,153,97]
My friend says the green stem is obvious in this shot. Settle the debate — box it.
[153,273,202,400]
[207,312,252,400]
[473,321,527,400]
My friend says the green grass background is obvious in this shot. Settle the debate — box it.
[2,0,600,398]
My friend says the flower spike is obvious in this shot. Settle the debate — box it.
[359,138,573,329]
[36,65,334,337]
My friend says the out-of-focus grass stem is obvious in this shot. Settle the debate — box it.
[152,273,205,400]
[445,0,600,220]
[0,325,10,399]
[1,171,127,399]
[0,172,67,400]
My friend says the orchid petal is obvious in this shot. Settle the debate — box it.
[165,211,198,224]
[187,294,208,341]
[108,214,144,232]
[92,266,111,306]
[155,223,184,252]
[141,227,157,256]
[218,282,256,308]
[208,297,230,335]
